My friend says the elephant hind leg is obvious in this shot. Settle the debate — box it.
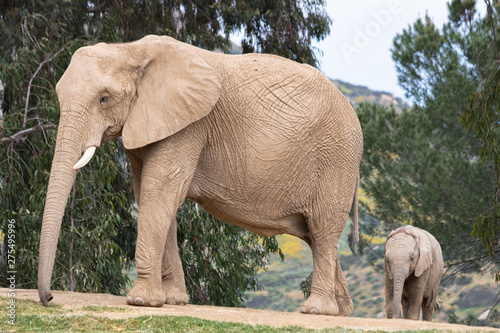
[421,297,437,321]
[161,217,189,305]
[334,254,353,316]
[300,210,352,316]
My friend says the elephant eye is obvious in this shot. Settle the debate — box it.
[410,255,415,261]
[100,96,109,104]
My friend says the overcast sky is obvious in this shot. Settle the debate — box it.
[313,0,486,101]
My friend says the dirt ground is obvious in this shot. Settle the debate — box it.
[6,288,499,332]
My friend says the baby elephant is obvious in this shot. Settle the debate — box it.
[384,225,443,321]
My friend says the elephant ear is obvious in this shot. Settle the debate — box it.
[386,225,411,241]
[122,35,222,150]
[407,228,433,277]
[387,228,399,240]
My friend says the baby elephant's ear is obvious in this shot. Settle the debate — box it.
[407,228,433,277]
[122,35,221,150]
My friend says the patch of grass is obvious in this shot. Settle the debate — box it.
[0,297,67,315]
[0,297,130,314]
[0,309,367,333]
[81,305,131,313]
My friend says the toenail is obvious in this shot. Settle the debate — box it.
[310,308,318,314]
[135,297,143,305]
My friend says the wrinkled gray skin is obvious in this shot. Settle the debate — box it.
[385,225,444,321]
[38,35,363,316]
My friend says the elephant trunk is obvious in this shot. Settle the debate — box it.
[38,119,85,305]
[391,268,408,319]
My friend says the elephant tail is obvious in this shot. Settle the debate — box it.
[353,174,359,243]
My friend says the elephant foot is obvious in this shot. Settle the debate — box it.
[163,285,188,305]
[335,292,353,317]
[299,293,339,316]
[126,281,166,307]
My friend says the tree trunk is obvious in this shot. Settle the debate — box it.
[38,123,82,305]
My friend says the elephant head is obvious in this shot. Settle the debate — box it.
[38,35,221,305]
[384,225,433,318]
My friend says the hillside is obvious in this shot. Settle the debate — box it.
[331,79,408,112]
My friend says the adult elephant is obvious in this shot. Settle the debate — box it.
[384,225,444,321]
[38,35,363,316]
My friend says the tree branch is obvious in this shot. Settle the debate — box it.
[88,2,106,13]
[1,124,55,144]
[23,42,72,128]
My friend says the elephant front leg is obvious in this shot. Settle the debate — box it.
[404,278,425,320]
[126,196,171,307]
[126,130,204,307]
[385,274,394,318]
[162,218,189,305]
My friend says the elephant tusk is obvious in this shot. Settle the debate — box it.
[73,146,96,169]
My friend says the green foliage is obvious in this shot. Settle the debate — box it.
[448,0,477,26]
[392,16,448,103]
[236,0,331,65]
[359,3,500,279]
[1,0,328,304]
[0,49,136,294]
[459,0,500,259]
[177,200,280,307]
[299,272,312,300]
[0,0,330,67]
[0,4,136,294]
[462,68,500,257]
